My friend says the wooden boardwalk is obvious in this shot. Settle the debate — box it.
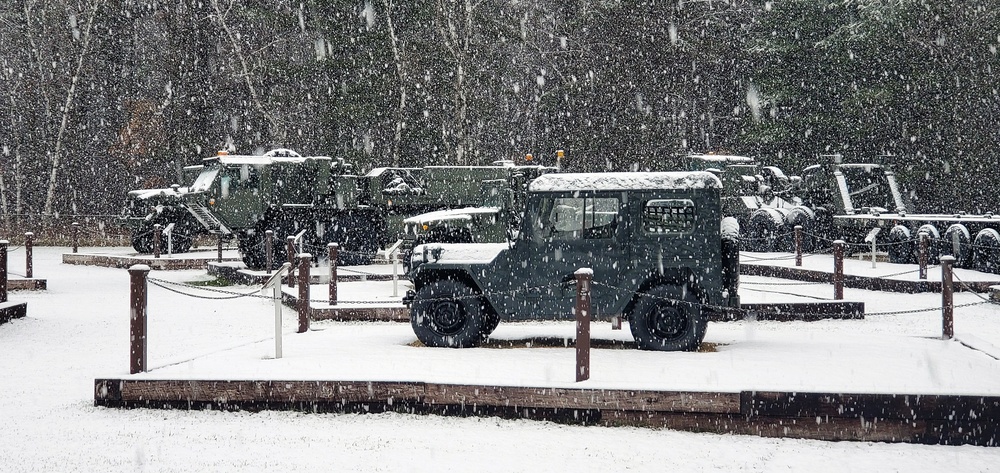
[94,378,999,447]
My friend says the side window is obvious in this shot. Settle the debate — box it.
[535,196,620,241]
[643,199,695,234]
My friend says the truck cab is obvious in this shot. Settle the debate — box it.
[405,171,737,351]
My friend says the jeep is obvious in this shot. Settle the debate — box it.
[404,171,739,351]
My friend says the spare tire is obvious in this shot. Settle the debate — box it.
[744,208,787,253]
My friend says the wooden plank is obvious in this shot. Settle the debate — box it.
[715,302,865,322]
[310,307,409,322]
[0,301,27,324]
[422,384,740,414]
[741,263,999,294]
[745,391,1000,423]
[8,278,46,291]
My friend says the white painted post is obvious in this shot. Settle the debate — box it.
[262,263,291,359]
[864,227,881,269]
[163,223,175,257]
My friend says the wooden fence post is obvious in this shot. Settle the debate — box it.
[918,231,929,280]
[794,225,803,267]
[328,243,338,306]
[153,224,162,259]
[265,230,274,272]
[0,240,8,304]
[72,222,80,253]
[286,236,296,287]
[941,255,954,340]
[298,253,311,333]
[575,268,592,382]
[129,264,151,374]
[216,235,223,263]
[24,232,33,279]
[833,240,844,300]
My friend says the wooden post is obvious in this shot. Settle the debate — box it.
[153,224,162,259]
[298,253,311,333]
[0,240,8,303]
[265,230,274,272]
[72,222,80,253]
[833,240,845,300]
[216,236,223,263]
[328,243,338,306]
[575,268,592,382]
[128,264,151,374]
[286,236,296,287]
[794,225,803,267]
[941,255,955,340]
[24,232,33,279]
[918,231,929,280]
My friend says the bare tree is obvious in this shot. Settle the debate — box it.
[435,0,476,165]
[382,0,406,167]
[41,0,103,217]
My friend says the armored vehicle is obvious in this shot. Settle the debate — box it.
[404,171,740,351]
[119,165,210,253]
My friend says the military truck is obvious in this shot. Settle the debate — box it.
[399,163,556,270]
[403,171,740,351]
[181,149,562,270]
[119,165,210,253]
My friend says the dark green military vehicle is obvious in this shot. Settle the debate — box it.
[119,165,210,253]
[404,171,739,351]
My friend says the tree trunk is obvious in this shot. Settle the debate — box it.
[382,0,406,167]
[42,0,103,217]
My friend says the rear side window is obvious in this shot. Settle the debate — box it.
[642,199,695,234]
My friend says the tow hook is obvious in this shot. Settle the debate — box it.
[402,289,416,307]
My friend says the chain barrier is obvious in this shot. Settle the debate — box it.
[952,272,1000,305]
[147,277,271,301]
[5,245,23,253]
[740,286,832,300]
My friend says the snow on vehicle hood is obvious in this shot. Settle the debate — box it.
[128,187,188,199]
[412,243,508,265]
[529,171,721,192]
[404,206,500,225]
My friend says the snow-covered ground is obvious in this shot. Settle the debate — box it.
[2,247,999,471]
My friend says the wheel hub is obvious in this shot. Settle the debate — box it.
[431,301,466,334]
[650,303,687,340]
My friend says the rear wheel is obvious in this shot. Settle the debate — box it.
[973,228,1000,274]
[942,224,972,268]
[745,208,787,252]
[886,225,914,264]
[411,279,489,348]
[628,284,707,352]
[131,231,154,253]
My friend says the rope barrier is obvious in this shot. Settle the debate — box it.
[147,277,269,300]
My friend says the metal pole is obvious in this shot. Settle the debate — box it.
[25,232,33,279]
[833,240,844,300]
[574,268,592,382]
[794,225,803,267]
[265,230,274,273]
[918,231,928,280]
[298,253,311,333]
[0,240,8,303]
[871,234,877,269]
[286,236,296,288]
[392,249,399,297]
[273,283,283,359]
[941,255,954,340]
[153,224,162,259]
[72,222,79,253]
[128,264,151,374]
[328,243,338,306]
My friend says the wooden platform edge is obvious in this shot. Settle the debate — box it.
[63,253,241,270]
[741,263,998,293]
[93,379,998,447]
[7,278,47,291]
[0,301,28,324]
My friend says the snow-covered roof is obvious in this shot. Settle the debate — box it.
[687,154,756,164]
[215,155,331,166]
[529,172,721,192]
[127,187,187,199]
[404,206,500,225]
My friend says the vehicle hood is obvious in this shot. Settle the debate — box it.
[411,242,508,265]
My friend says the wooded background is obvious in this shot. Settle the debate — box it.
[1,0,998,222]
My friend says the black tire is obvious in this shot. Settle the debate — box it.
[744,208,786,252]
[131,231,154,253]
[238,231,283,271]
[782,206,815,253]
[628,284,707,352]
[886,225,914,264]
[942,224,972,268]
[973,228,1000,274]
[411,279,488,348]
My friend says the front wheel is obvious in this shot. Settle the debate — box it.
[411,279,489,348]
[629,284,707,352]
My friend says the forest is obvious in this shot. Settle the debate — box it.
[0,0,998,224]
